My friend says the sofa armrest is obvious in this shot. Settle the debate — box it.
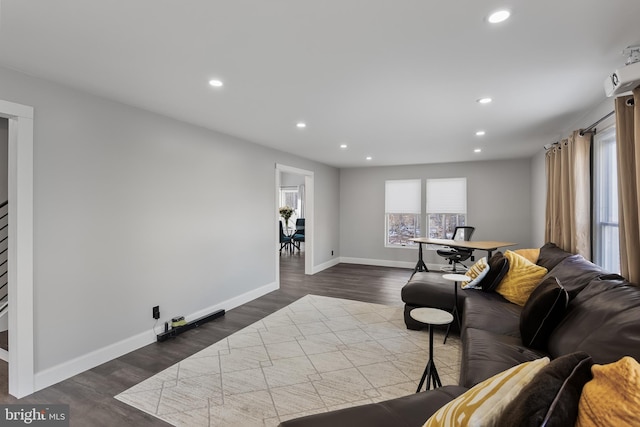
[278,386,468,427]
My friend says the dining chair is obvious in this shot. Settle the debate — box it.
[292,218,305,251]
[279,221,293,252]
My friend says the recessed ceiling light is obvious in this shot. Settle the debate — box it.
[488,10,510,24]
[340,144,348,149]
[475,130,486,136]
[296,122,307,129]
[366,156,372,161]
[474,148,482,153]
[477,97,493,104]
[208,79,223,87]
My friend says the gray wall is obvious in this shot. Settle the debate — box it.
[0,66,339,375]
[280,172,305,187]
[339,159,533,267]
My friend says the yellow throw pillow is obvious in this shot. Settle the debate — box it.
[514,248,540,264]
[495,250,548,306]
[462,257,489,289]
[576,356,640,427]
[423,357,550,427]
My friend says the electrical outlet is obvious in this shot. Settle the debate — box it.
[152,305,160,319]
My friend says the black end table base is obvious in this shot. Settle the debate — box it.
[443,276,463,344]
[416,325,442,392]
[443,304,461,344]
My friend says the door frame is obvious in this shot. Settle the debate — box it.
[0,100,34,398]
[275,163,314,281]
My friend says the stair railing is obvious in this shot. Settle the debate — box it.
[0,200,8,317]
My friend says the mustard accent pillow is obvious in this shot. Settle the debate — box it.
[495,250,548,306]
[514,248,540,264]
[462,257,489,289]
[423,357,550,427]
[576,356,640,427]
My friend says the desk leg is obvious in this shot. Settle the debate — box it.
[413,243,429,274]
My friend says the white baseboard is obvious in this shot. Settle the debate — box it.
[185,281,278,322]
[340,257,444,271]
[0,348,7,362]
[311,257,340,274]
[33,281,278,392]
[34,326,157,392]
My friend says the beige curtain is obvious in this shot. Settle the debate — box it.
[545,130,591,259]
[615,88,640,283]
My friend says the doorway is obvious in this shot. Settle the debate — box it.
[0,99,34,398]
[275,164,314,286]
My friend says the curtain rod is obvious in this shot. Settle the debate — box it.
[545,110,616,150]
[579,110,615,136]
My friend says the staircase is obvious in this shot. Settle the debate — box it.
[0,200,8,360]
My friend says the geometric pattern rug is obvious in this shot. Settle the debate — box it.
[115,295,461,426]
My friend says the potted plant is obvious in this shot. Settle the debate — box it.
[279,206,294,233]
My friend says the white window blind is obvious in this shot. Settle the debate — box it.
[385,179,421,214]
[426,178,467,214]
[385,179,421,247]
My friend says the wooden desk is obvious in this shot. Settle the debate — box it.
[409,238,516,273]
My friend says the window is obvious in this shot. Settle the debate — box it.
[593,126,620,273]
[426,178,467,238]
[279,186,300,224]
[385,180,421,247]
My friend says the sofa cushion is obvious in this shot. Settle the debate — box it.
[495,251,548,306]
[462,292,521,337]
[547,278,640,364]
[460,327,548,387]
[544,254,607,299]
[498,352,593,427]
[480,252,509,292]
[402,272,465,314]
[424,357,549,427]
[514,247,540,263]
[536,242,573,270]
[520,276,569,350]
[461,257,488,289]
[277,386,468,427]
[576,356,640,427]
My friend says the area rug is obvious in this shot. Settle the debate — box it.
[115,295,461,426]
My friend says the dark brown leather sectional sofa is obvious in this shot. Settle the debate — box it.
[279,243,640,426]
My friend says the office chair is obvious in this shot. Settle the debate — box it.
[292,218,305,251]
[437,226,475,271]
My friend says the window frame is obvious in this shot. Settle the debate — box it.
[279,186,300,225]
[425,178,467,240]
[592,123,620,273]
[384,179,422,248]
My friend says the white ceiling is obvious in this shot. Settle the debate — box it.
[1,1,639,168]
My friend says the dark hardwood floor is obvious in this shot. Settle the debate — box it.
[0,250,414,426]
